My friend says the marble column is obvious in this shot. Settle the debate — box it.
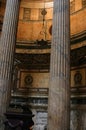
[48,0,70,130]
[0,0,20,129]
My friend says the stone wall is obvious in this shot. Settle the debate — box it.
[32,109,86,130]
[32,110,48,130]
[70,110,86,130]
[16,0,86,41]
[17,7,52,41]
[70,8,86,35]
[1,0,86,41]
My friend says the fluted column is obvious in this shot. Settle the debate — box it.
[48,0,70,130]
[0,0,20,129]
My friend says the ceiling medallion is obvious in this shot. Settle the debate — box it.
[74,71,82,85]
[24,74,33,86]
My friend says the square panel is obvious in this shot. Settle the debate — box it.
[18,70,49,90]
[71,68,86,87]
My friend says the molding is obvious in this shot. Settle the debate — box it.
[71,30,86,44]
[20,1,53,9]
[71,104,86,110]
[16,44,51,50]
[16,30,86,49]
[71,6,86,15]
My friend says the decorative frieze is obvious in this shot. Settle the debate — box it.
[71,46,86,67]
[15,53,50,69]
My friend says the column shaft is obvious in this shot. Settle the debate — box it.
[48,0,70,130]
[0,0,20,129]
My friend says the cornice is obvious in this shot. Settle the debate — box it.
[71,30,86,45]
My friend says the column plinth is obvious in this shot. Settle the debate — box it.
[0,0,20,129]
[48,0,70,130]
